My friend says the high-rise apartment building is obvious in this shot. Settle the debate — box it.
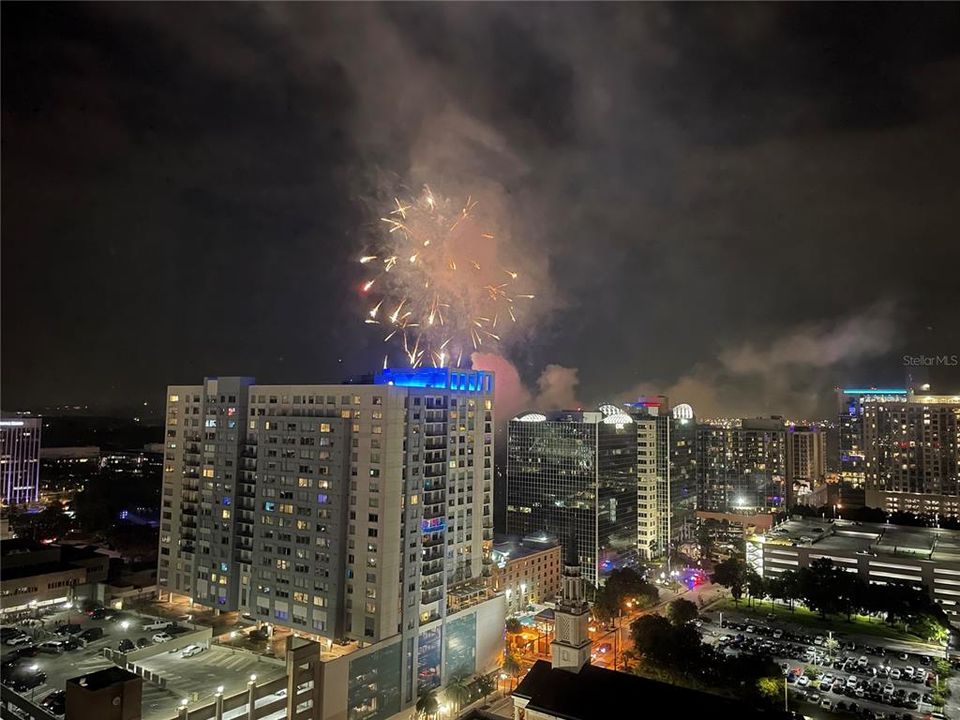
[863,389,960,517]
[696,418,785,512]
[838,388,908,487]
[1,417,41,506]
[159,368,502,705]
[506,408,637,586]
[627,400,698,560]
[785,424,826,506]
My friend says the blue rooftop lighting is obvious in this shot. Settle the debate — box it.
[842,388,907,395]
[375,367,494,393]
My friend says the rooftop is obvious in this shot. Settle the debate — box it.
[760,518,960,563]
[514,660,787,720]
[67,666,139,692]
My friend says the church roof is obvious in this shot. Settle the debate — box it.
[514,660,788,720]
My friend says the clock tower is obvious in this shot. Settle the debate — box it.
[550,535,592,672]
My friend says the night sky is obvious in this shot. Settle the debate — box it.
[3,3,959,418]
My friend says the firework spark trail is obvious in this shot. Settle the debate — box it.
[359,185,534,368]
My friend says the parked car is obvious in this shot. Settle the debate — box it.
[61,637,81,651]
[4,671,47,692]
[181,644,205,658]
[5,634,33,647]
[55,624,83,636]
[118,639,135,653]
[79,627,104,642]
[37,640,66,654]
[40,690,65,716]
[152,632,173,643]
[142,619,172,631]
[136,638,152,649]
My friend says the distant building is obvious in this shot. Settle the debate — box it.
[1,417,41,505]
[838,388,908,487]
[628,399,698,560]
[506,408,637,585]
[696,418,785,512]
[491,533,562,612]
[0,539,110,617]
[785,424,826,506]
[695,510,776,559]
[863,389,960,517]
[748,517,960,619]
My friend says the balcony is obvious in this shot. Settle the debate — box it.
[421,575,444,592]
[422,534,444,548]
[422,558,444,576]
[420,590,443,607]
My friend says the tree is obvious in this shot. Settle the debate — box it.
[475,674,496,700]
[502,650,521,678]
[593,568,658,623]
[711,557,747,604]
[757,676,783,704]
[745,571,766,607]
[505,617,523,634]
[415,690,439,719]
[667,598,698,627]
[798,558,844,618]
[630,614,704,672]
[445,674,471,713]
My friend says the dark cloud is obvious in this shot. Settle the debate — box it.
[3,3,959,416]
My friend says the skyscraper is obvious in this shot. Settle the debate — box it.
[159,368,502,706]
[696,418,785,512]
[838,388,908,487]
[506,408,637,586]
[785,424,826,505]
[1,417,41,506]
[863,389,960,517]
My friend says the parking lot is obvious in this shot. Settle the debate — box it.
[706,608,957,720]
[2,607,284,719]
[137,645,285,706]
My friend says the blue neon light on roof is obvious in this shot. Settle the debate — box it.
[375,367,494,393]
[842,388,908,395]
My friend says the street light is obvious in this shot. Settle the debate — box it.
[120,620,130,631]
[249,674,257,683]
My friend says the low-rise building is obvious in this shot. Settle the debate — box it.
[0,539,111,616]
[748,517,960,619]
[491,533,562,612]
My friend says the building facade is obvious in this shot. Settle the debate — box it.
[863,390,960,517]
[159,368,500,708]
[490,533,562,612]
[506,409,637,586]
[838,388,908,488]
[785,424,826,506]
[696,418,785,512]
[748,517,960,619]
[1,417,41,506]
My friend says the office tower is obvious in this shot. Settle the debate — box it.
[785,424,826,506]
[696,418,785,512]
[838,388,908,487]
[506,408,637,586]
[863,389,960,517]
[1,417,41,505]
[159,368,500,702]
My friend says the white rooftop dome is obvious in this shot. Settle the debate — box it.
[673,403,694,421]
[516,412,547,422]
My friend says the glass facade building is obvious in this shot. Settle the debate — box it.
[506,409,637,586]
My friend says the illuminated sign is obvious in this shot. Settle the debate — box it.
[375,368,494,393]
[421,517,446,532]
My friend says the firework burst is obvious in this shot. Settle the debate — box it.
[359,185,533,368]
